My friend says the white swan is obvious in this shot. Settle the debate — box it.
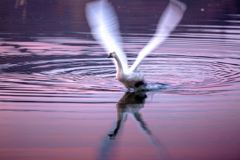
[86,0,186,90]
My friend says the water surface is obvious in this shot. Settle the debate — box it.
[0,0,240,160]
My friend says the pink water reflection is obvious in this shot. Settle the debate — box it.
[0,92,240,160]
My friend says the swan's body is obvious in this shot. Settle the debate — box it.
[86,0,186,90]
[117,69,145,90]
[108,52,146,89]
[117,71,145,89]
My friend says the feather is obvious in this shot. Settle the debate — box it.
[129,0,186,72]
[86,0,129,72]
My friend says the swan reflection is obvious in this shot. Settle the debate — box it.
[99,91,171,160]
[108,92,148,139]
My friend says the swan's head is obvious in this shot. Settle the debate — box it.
[108,52,116,58]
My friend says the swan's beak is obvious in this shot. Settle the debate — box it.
[108,52,114,58]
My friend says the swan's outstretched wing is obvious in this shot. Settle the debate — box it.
[129,0,186,72]
[86,0,128,72]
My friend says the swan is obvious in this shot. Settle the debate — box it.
[86,0,186,90]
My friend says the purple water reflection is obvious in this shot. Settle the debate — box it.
[0,0,240,160]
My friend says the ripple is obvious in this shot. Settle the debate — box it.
[0,53,239,96]
[1,27,240,98]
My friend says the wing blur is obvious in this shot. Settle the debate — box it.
[129,0,186,72]
[86,0,128,72]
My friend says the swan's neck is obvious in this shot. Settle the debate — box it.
[114,55,124,74]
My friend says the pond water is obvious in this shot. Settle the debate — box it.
[0,0,240,160]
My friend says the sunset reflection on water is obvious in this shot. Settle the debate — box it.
[0,0,240,160]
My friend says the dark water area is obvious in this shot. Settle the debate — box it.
[0,0,240,160]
